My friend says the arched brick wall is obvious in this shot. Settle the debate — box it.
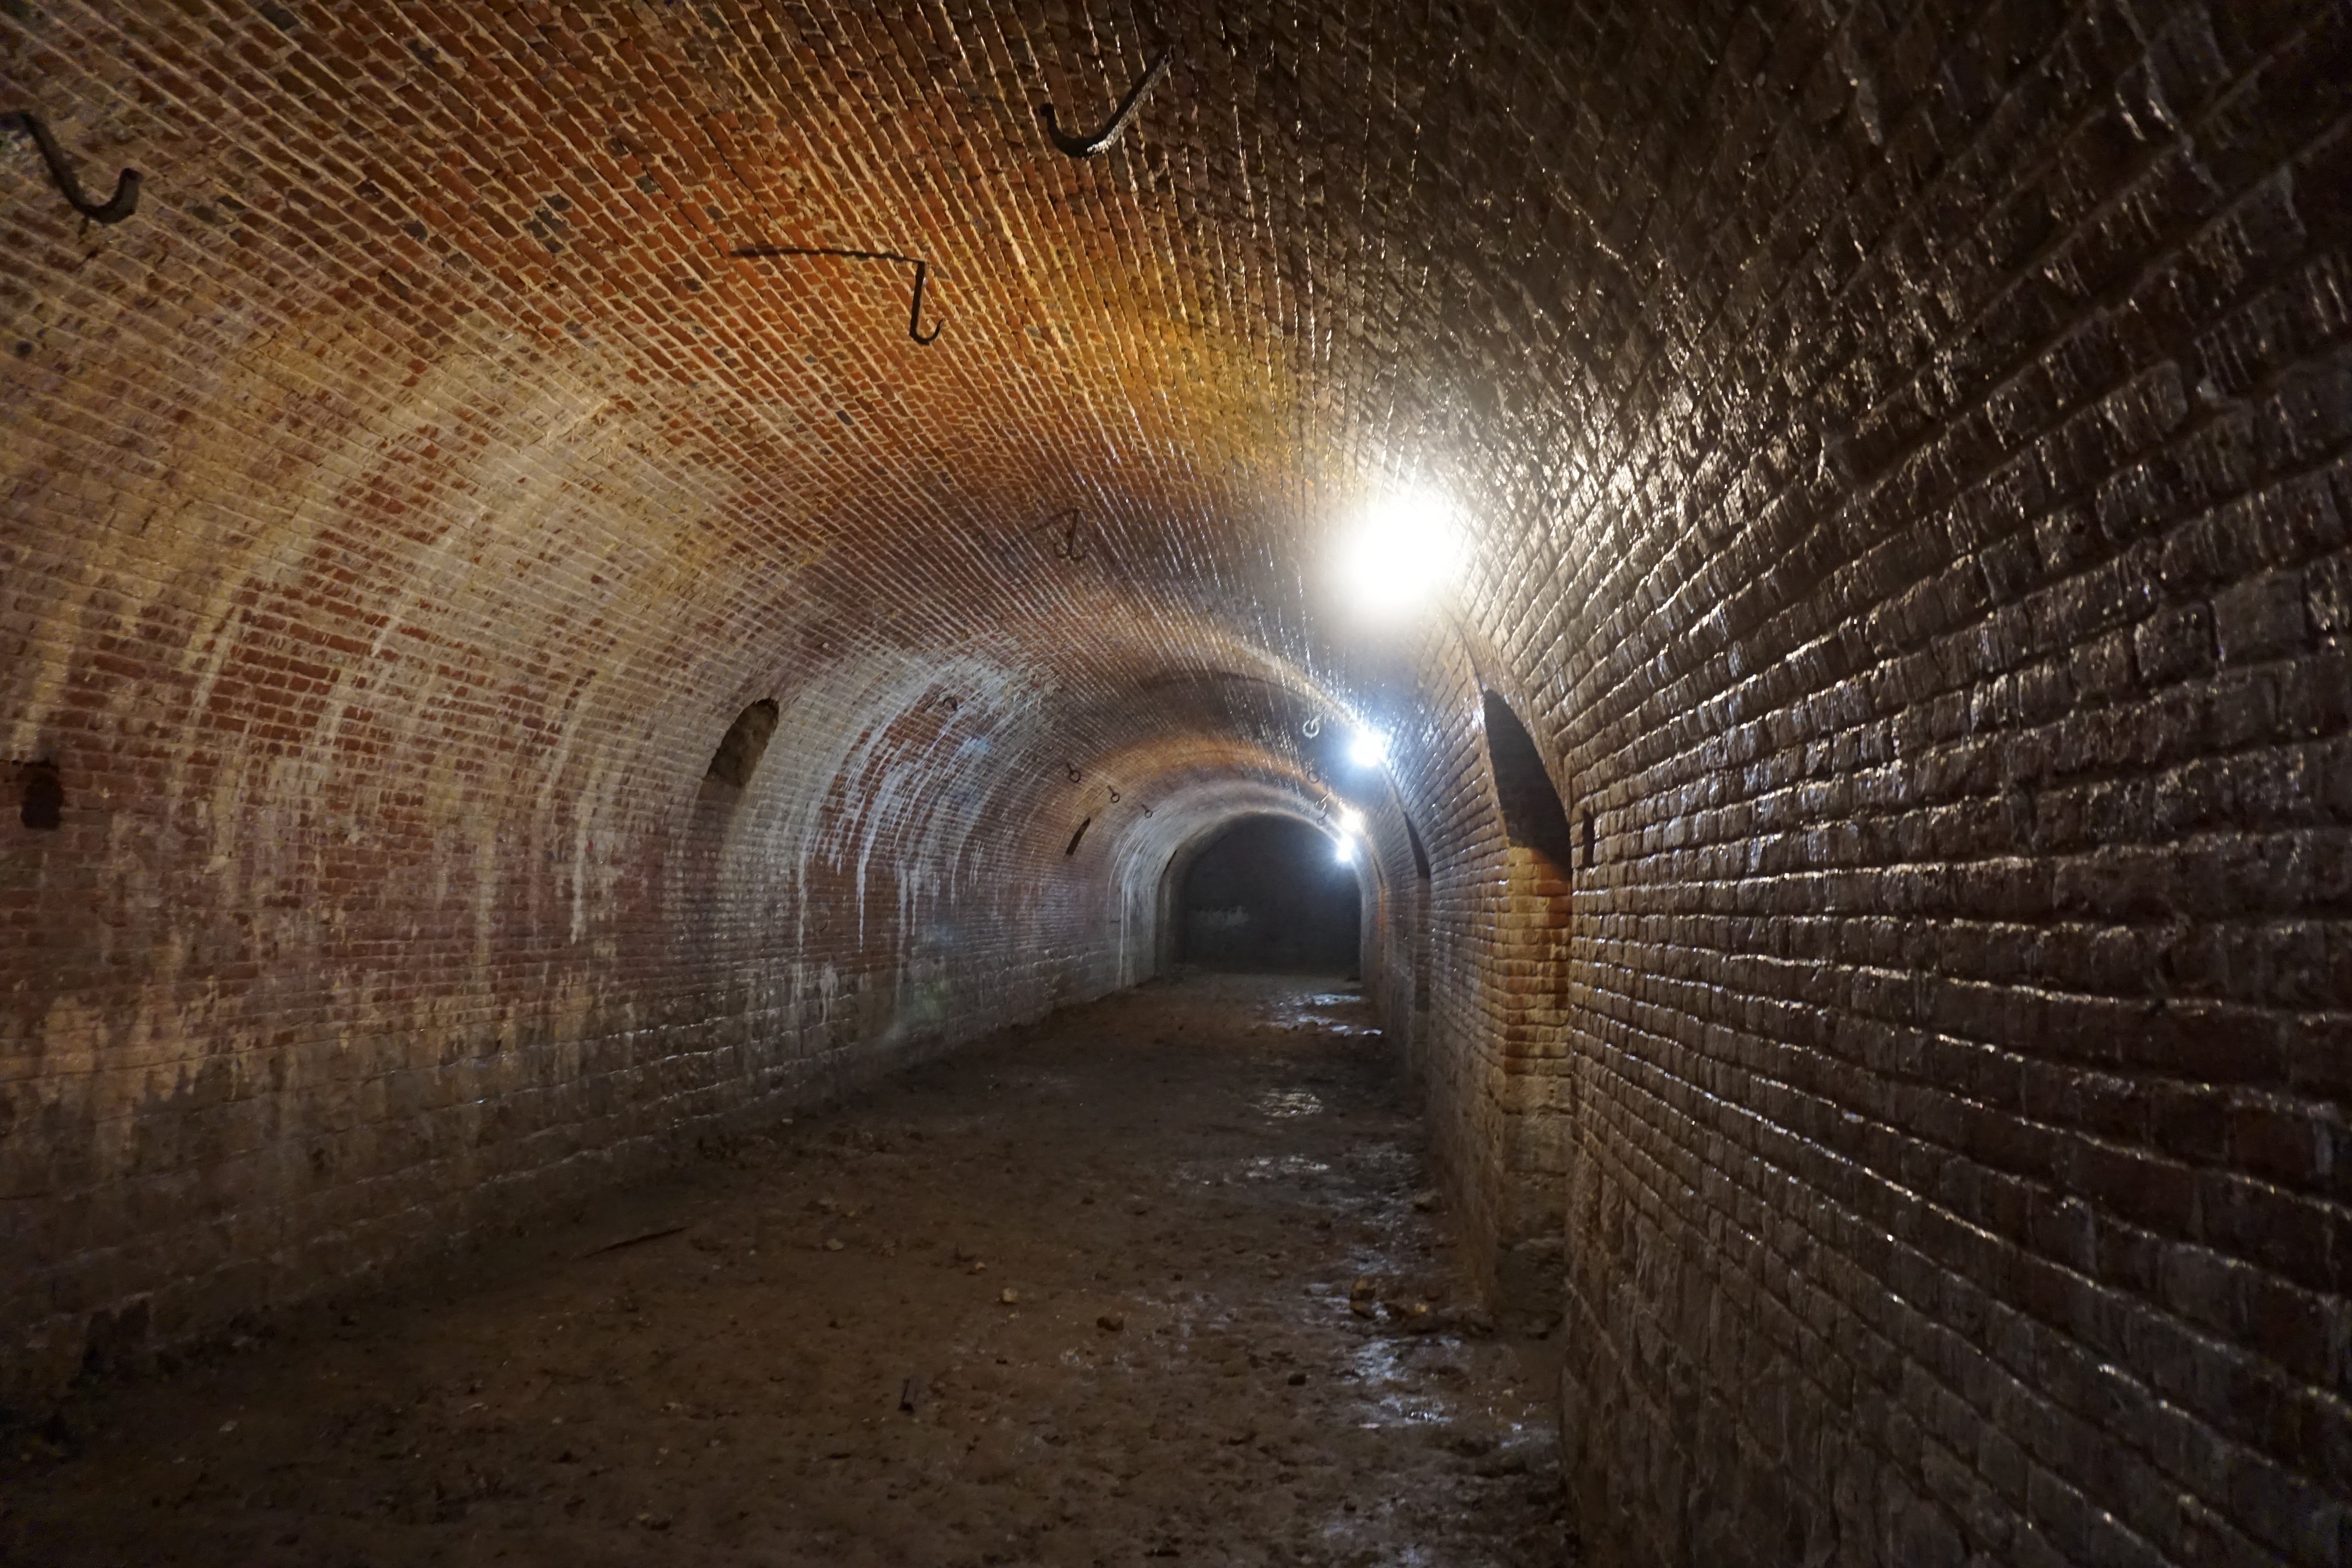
[3,2,2346,1563]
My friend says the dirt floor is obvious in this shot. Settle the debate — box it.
[1,973,1571,1566]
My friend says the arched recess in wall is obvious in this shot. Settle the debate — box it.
[704,700,780,793]
[1473,691,1578,1316]
[1400,810,1434,1018]
[1481,693,1574,871]
[15,759,64,832]
[685,698,782,910]
[1361,804,1438,1071]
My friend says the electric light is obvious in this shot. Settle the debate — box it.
[1333,484,1461,617]
[1332,834,1357,865]
[1336,805,1366,835]
[1347,728,1389,768]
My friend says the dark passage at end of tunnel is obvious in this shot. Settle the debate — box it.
[1178,815,1362,975]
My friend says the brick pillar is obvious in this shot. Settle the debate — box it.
[1489,844,1575,1318]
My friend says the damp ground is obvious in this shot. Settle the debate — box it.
[2,972,1569,1566]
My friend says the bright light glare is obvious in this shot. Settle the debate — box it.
[1347,728,1389,768]
[1333,834,1357,864]
[1337,805,1367,835]
[1334,485,1459,617]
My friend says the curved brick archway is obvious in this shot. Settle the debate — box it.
[4,2,2348,1563]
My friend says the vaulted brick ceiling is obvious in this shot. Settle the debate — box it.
[6,0,1795,854]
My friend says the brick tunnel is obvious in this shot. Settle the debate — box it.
[2,2,2348,1563]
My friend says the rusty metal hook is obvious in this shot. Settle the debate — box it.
[2,112,140,224]
[906,259,941,344]
[730,245,941,343]
[1108,787,1121,803]
[1141,803,1153,817]
[1065,763,1081,783]
[1053,515,1091,563]
[1039,48,1173,158]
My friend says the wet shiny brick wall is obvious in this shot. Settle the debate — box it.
[3,2,2347,1564]
[1467,4,2352,1564]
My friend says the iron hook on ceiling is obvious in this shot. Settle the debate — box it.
[1301,716,1321,738]
[904,259,941,344]
[2,111,140,224]
[1065,763,1082,783]
[730,245,942,343]
[1038,48,1174,159]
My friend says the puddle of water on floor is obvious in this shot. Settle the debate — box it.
[1252,1088,1325,1118]
[1168,1153,1337,1187]
[1348,1338,1453,1425]
[1317,1513,1442,1564]
[1341,1142,1416,1181]
[1237,1154,1332,1180]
